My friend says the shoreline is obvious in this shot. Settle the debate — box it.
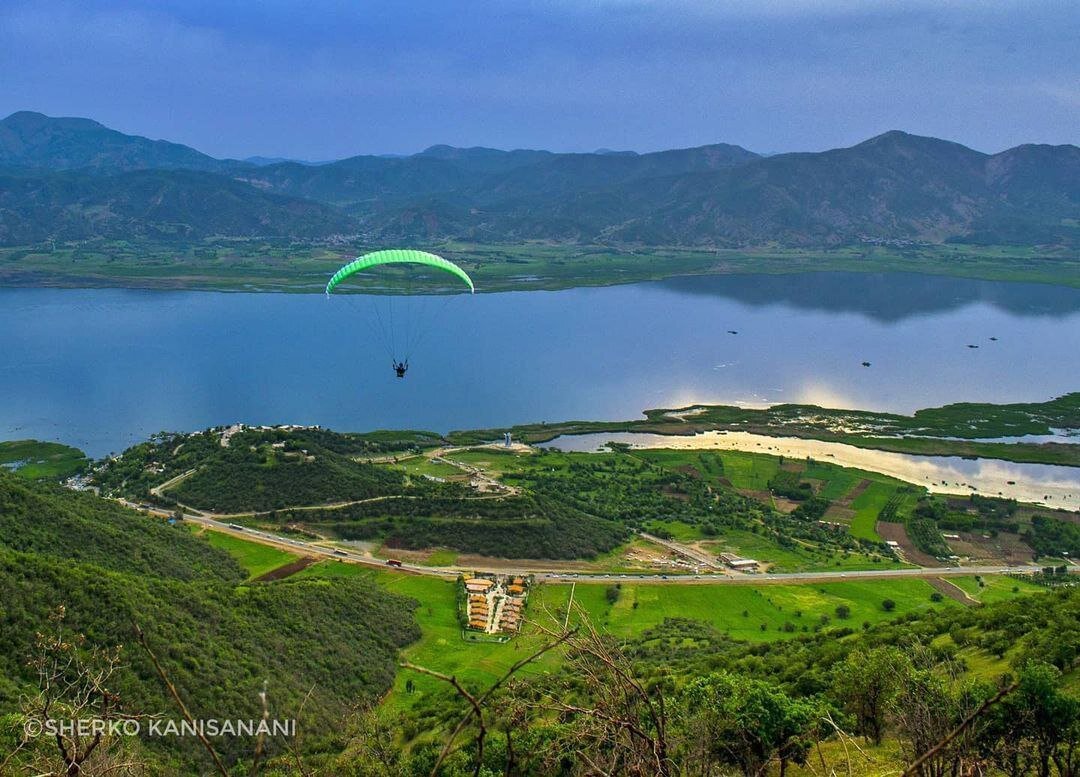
[544,430,1080,507]
[2,243,1079,293]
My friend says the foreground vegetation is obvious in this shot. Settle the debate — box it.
[0,471,419,772]
[2,456,1078,775]
[293,555,1077,777]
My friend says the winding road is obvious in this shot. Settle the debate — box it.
[125,442,1073,585]
[121,499,1059,585]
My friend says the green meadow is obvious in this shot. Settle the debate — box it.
[293,560,964,711]
[201,530,300,579]
[6,240,1078,293]
[0,440,89,480]
[532,578,953,642]
[950,574,1047,603]
[390,455,464,479]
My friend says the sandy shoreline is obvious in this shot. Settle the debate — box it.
[545,430,1080,507]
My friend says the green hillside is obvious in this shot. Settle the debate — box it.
[0,471,420,770]
[95,427,411,513]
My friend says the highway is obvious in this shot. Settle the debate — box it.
[123,500,1063,586]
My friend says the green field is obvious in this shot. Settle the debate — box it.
[638,448,780,492]
[950,574,1047,603]
[390,456,464,479]
[538,578,956,642]
[421,549,460,567]
[848,481,898,541]
[0,440,89,480]
[4,240,1078,293]
[644,519,704,541]
[295,562,551,715]
[632,449,919,567]
[201,530,300,579]
[443,447,529,473]
[296,559,967,719]
[703,529,906,573]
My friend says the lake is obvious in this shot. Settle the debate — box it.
[2,271,1079,459]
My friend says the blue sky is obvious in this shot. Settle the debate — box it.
[2,0,1076,159]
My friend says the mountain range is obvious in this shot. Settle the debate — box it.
[0,110,1076,247]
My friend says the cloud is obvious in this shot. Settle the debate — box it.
[1,0,1076,158]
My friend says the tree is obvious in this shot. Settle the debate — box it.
[831,646,911,745]
[332,707,407,776]
[4,607,147,777]
[835,604,851,620]
[679,671,827,777]
[513,614,672,776]
[882,598,896,612]
[890,658,990,777]
[979,662,1080,777]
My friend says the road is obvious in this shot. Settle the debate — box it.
[121,499,1063,586]
[638,531,724,571]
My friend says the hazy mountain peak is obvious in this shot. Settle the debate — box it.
[0,111,226,172]
[3,110,107,131]
[854,129,985,157]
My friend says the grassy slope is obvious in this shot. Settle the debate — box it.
[0,473,421,769]
[534,578,952,641]
[950,574,1046,603]
[200,529,300,579]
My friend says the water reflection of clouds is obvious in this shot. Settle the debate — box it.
[3,281,1078,458]
[656,273,1080,323]
[791,381,859,410]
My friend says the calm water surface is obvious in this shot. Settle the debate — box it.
[2,272,1079,458]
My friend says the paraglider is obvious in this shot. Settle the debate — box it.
[325,249,474,379]
[326,249,475,296]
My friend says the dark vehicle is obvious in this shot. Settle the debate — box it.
[386,559,404,568]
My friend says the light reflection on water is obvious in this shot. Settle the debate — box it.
[1,271,1078,458]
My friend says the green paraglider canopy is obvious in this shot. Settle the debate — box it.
[325,249,474,295]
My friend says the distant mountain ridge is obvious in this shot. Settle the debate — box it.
[0,111,229,172]
[0,111,1076,248]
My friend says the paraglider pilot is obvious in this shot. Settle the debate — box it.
[394,360,409,378]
